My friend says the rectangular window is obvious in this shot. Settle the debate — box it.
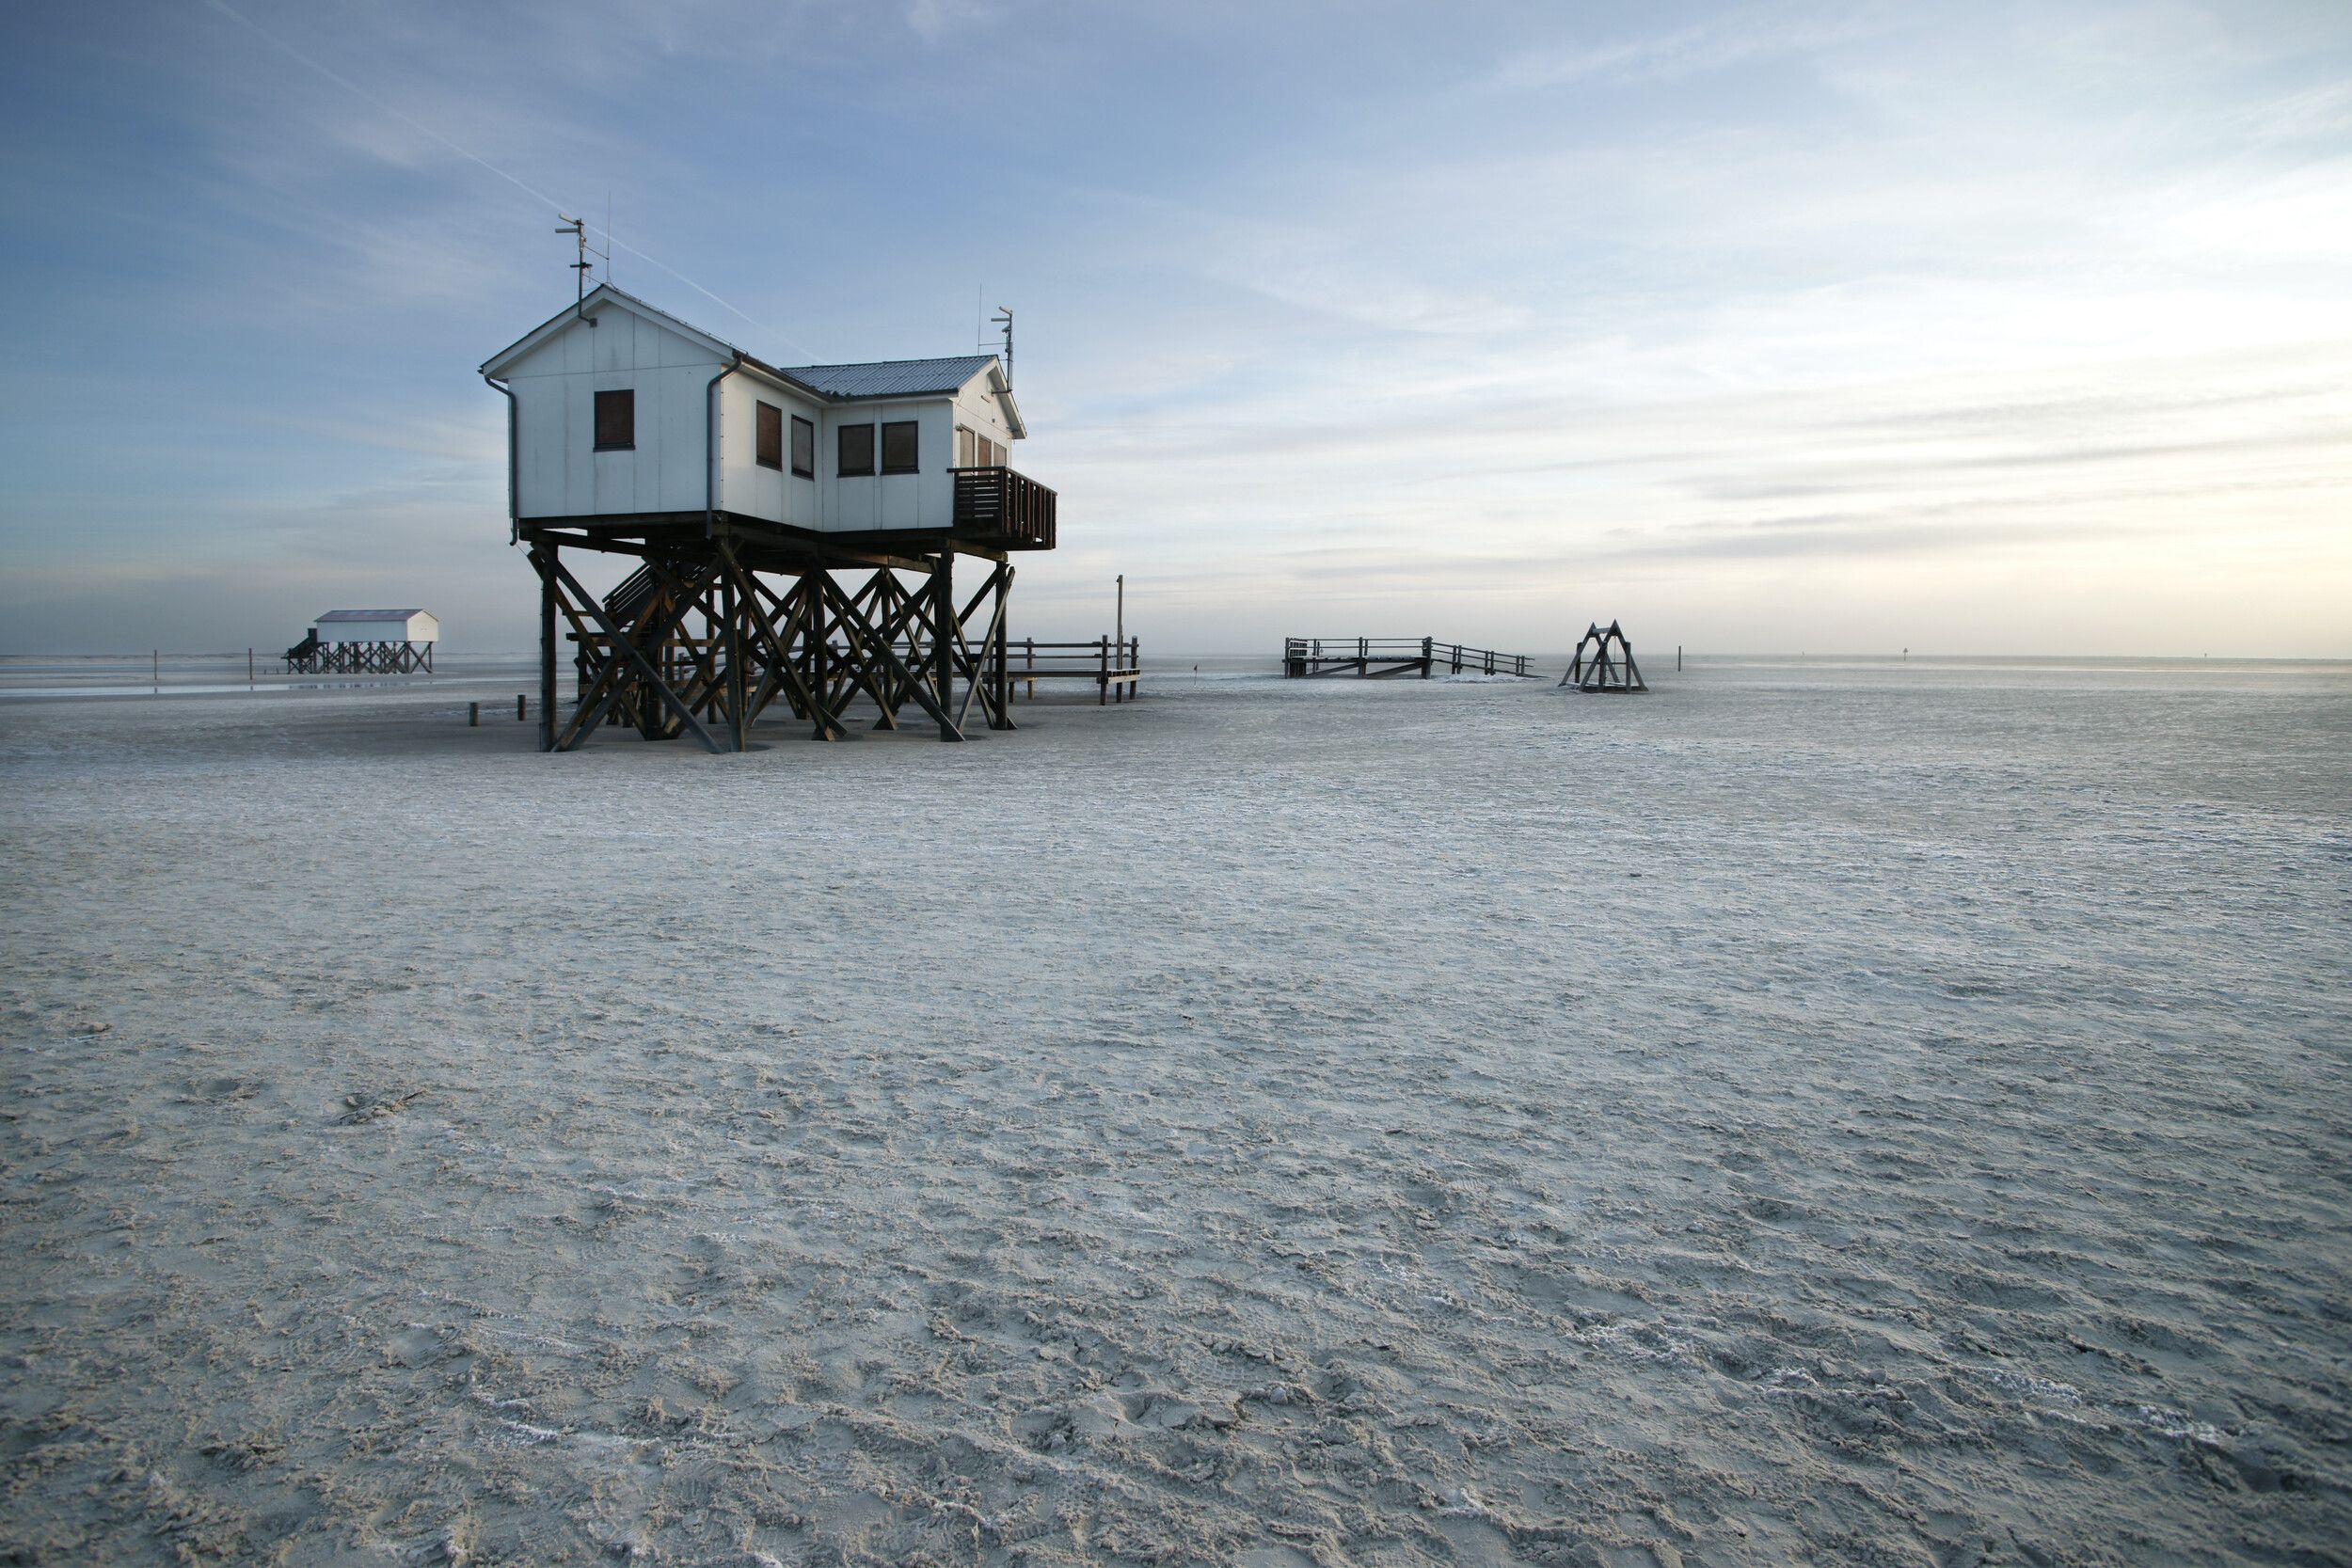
[955,425,976,468]
[881,420,919,475]
[594,388,634,451]
[790,416,814,479]
[838,422,875,477]
[755,401,784,470]
[980,436,1004,468]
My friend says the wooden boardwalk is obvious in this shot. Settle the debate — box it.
[1283,637,1537,680]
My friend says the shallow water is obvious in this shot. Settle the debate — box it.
[0,660,2345,1565]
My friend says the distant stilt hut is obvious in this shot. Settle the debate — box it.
[1560,620,1646,693]
[287,609,438,673]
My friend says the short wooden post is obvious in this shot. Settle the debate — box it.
[469,702,480,726]
[1422,635,1433,678]
[151,648,158,687]
[1098,635,1108,705]
[247,648,254,684]
[517,693,527,721]
[1677,645,1683,672]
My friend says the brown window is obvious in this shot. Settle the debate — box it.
[790,416,814,479]
[838,422,875,477]
[594,388,634,451]
[955,425,976,467]
[881,420,919,475]
[979,436,1004,467]
[755,401,783,469]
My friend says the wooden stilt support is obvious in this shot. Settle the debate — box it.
[534,544,558,752]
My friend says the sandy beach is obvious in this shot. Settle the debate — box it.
[2,660,2345,1565]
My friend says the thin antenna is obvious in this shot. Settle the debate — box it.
[991,305,1014,390]
[557,214,589,311]
[556,212,609,316]
[605,191,613,288]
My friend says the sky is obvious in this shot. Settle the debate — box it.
[2,0,2348,657]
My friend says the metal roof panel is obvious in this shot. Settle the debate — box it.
[779,356,996,399]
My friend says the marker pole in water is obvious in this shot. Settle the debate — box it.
[517,694,527,721]
[1677,644,1682,673]
[152,649,158,689]
[469,702,480,727]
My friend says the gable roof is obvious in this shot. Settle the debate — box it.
[483,286,1025,436]
[317,608,431,623]
[480,285,753,381]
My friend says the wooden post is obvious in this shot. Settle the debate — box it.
[247,648,254,685]
[722,571,747,752]
[517,693,527,721]
[534,543,558,752]
[469,702,480,726]
[931,551,956,739]
[1098,635,1108,705]
[807,568,827,722]
[1422,635,1433,678]
[151,648,158,688]
[990,563,1014,730]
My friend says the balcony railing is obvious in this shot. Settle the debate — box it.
[950,466,1057,549]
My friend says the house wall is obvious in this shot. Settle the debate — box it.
[949,380,1018,454]
[505,308,726,519]
[818,398,956,533]
[713,375,823,529]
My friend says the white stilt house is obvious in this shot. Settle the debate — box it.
[480,285,1046,547]
[479,286,1060,752]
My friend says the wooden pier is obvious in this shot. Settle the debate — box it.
[1283,637,1536,679]
[1006,638,1141,704]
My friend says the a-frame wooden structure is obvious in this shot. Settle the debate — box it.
[1559,620,1647,693]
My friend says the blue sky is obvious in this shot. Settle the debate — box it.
[3,0,2347,654]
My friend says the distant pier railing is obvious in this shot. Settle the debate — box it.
[1283,637,1536,680]
[1007,638,1141,704]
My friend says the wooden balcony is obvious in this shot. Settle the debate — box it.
[951,466,1057,549]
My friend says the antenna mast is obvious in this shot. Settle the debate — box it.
[991,305,1014,391]
[557,214,606,315]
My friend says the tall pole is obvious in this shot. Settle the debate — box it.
[1116,574,1123,657]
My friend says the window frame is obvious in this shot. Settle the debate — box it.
[837,421,876,478]
[755,400,784,471]
[790,415,815,480]
[593,388,635,451]
[880,420,920,476]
